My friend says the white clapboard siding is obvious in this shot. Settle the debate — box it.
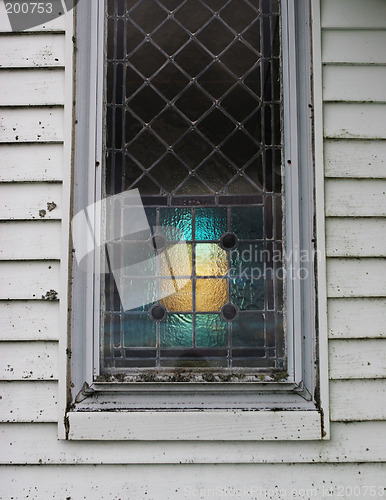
[326,218,386,257]
[327,258,386,298]
[0,143,63,182]
[0,183,62,220]
[324,103,386,139]
[328,298,386,339]
[1,463,385,500]
[329,339,386,379]
[0,342,58,380]
[1,422,385,464]
[0,107,64,143]
[321,0,386,29]
[1,380,383,425]
[0,2,65,32]
[322,30,386,64]
[324,140,386,178]
[323,66,386,102]
[0,381,57,422]
[0,34,65,67]
[0,261,60,300]
[0,301,59,341]
[0,69,65,106]
[330,380,386,421]
[0,221,61,259]
[325,179,386,217]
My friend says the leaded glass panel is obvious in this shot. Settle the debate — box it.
[101,0,284,380]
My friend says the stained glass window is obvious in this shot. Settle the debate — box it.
[101,0,284,380]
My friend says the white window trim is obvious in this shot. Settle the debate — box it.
[58,0,329,440]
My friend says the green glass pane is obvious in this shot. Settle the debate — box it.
[160,314,193,347]
[159,207,192,240]
[196,314,228,347]
[230,241,264,275]
[195,207,227,240]
[230,206,263,239]
[232,312,265,347]
[231,277,264,310]
[123,313,157,347]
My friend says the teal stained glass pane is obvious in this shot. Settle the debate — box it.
[231,277,265,310]
[196,314,228,347]
[159,207,192,241]
[230,241,264,275]
[195,207,227,241]
[123,313,157,347]
[231,206,263,239]
[232,312,265,347]
[160,313,193,347]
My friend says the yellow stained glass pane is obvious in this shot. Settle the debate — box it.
[195,243,228,276]
[196,278,227,312]
[160,279,193,312]
[159,243,192,277]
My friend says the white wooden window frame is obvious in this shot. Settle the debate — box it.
[58,0,329,440]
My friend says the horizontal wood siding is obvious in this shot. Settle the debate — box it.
[0,301,59,341]
[1,421,385,464]
[322,30,386,64]
[324,140,386,178]
[0,34,65,67]
[0,1,385,495]
[1,464,385,499]
[0,143,63,182]
[0,69,65,106]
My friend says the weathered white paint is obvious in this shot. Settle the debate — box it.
[0,261,60,300]
[0,143,63,182]
[328,298,386,339]
[0,183,62,220]
[0,69,65,106]
[330,379,386,421]
[324,103,386,139]
[327,258,386,297]
[0,0,385,492]
[2,421,385,464]
[1,463,385,500]
[0,221,61,259]
[0,342,58,380]
[321,0,386,29]
[0,381,57,422]
[0,301,59,341]
[68,411,322,441]
[0,34,65,67]
[324,139,386,178]
[0,107,64,142]
[323,65,386,102]
[322,30,386,64]
[329,339,386,379]
[1,379,381,424]
[325,179,386,217]
[326,218,386,257]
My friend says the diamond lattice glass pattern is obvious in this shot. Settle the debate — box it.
[102,0,284,378]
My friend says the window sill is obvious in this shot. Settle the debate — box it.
[66,410,324,441]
